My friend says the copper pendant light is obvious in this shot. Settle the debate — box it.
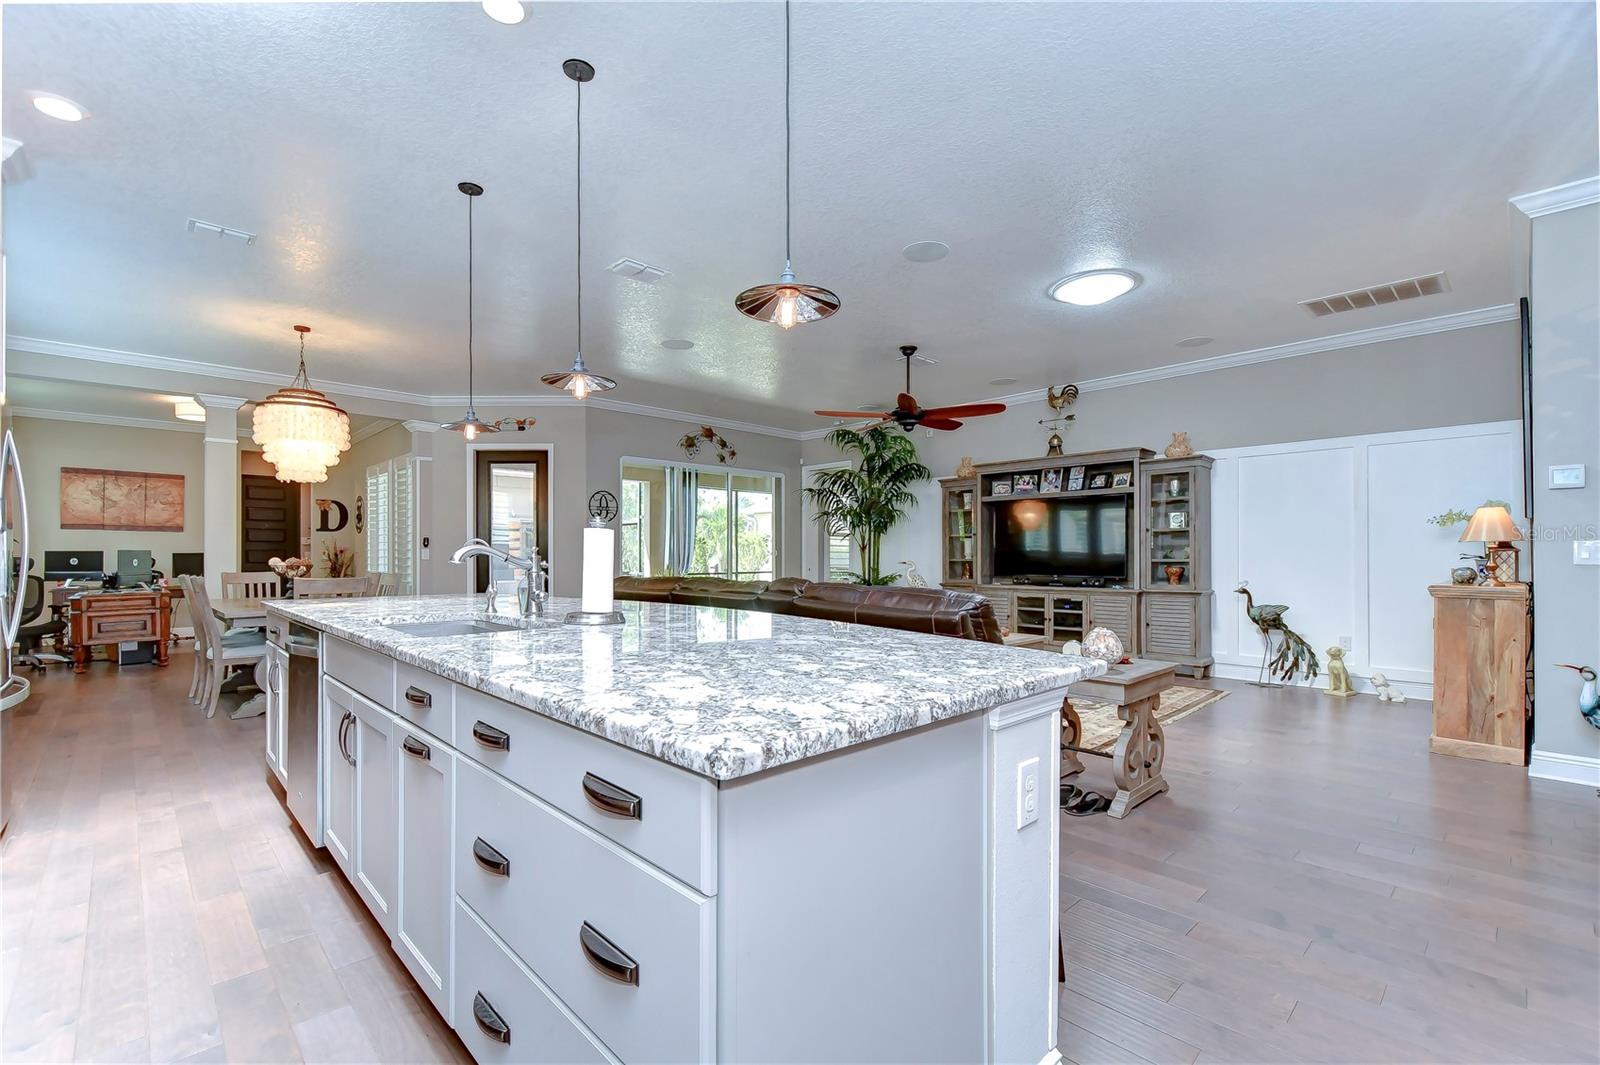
[442,180,499,439]
[541,59,617,399]
[734,0,840,329]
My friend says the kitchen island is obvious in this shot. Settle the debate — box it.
[266,593,1105,1064]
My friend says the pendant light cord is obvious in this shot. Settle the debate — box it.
[467,190,475,407]
[575,72,584,367]
[784,0,791,265]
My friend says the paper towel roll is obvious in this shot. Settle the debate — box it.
[581,525,615,614]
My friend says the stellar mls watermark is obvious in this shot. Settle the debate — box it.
[1525,522,1600,542]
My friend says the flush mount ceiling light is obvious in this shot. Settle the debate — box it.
[661,339,696,351]
[252,325,351,484]
[988,377,1019,387]
[30,92,88,122]
[541,59,617,400]
[734,0,840,329]
[480,0,526,24]
[1049,269,1141,306]
[441,181,498,440]
[173,398,206,423]
[902,240,950,263]
[1176,335,1214,348]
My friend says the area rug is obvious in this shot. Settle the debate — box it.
[1069,685,1228,753]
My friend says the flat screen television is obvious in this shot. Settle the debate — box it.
[990,497,1130,582]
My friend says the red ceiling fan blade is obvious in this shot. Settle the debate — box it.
[896,393,920,414]
[814,410,891,419]
[920,417,965,431]
[921,402,1007,419]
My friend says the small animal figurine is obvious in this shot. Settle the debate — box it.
[1558,664,1600,730]
[900,560,927,587]
[1324,646,1355,698]
[955,456,977,478]
[1047,385,1079,411]
[1164,431,1194,459]
[1370,671,1407,703]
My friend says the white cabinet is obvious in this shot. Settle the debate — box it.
[264,644,288,785]
[323,678,357,878]
[350,691,399,937]
[395,719,454,1021]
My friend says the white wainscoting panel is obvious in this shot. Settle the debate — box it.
[1209,421,1522,698]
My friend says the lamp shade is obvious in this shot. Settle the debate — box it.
[1459,505,1523,544]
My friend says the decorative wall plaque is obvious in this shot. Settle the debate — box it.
[60,468,185,532]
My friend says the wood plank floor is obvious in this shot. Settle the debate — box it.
[3,655,1596,1063]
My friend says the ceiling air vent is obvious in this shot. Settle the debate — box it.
[1299,272,1449,317]
[187,218,257,245]
[607,258,668,283]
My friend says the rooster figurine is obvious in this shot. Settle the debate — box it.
[1236,582,1320,684]
[1558,664,1599,730]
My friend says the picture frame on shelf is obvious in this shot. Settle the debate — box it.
[1169,510,1188,529]
[1088,473,1109,489]
[1111,471,1132,488]
[1067,465,1086,491]
[1014,474,1038,494]
[1041,468,1063,493]
[991,478,1013,497]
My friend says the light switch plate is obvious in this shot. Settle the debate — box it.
[1550,464,1586,489]
[1574,541,1600,566]
[1016,757,1040,830]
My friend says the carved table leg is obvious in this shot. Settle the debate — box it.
[1108,692,1168,818]
[1059,696,1085,778]
[72,644,90,674]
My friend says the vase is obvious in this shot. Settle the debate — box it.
[1165,564,1185,586]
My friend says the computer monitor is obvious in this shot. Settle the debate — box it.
[43,550,105,582]
[118,550,155,584]
[170,552,204,578]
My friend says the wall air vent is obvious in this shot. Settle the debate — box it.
[1299,272,1449,317]
[187,218,257,245]
[607,258,668,283]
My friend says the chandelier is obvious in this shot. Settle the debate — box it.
[252,325,351,483]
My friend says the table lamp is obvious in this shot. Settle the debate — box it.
[1459,504,1523,586]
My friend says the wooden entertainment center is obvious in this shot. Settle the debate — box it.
[939,446,1214,676]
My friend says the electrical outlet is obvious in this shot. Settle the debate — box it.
[1340,635,1352,651]
[1016,757,1040,830]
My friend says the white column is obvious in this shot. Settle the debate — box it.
[402,420,438,593]
[196,394,247,595]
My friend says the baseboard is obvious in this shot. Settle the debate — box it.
[1211,661,1433,702]
[1527,748,1600,788]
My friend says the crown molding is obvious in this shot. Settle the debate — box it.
[401,419,441,434]
[9,405,207,435]
[349,419,393,445]
[1510,176,1600,218]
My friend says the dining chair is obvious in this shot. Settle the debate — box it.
[221,571,281,600]
[188,577,268,718]
[180,576,207,703]
[292,576,374,599]
[371,572,398,596]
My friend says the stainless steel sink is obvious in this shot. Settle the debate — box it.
[384,619,523,638]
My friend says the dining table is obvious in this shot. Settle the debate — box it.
[212,597,273,720]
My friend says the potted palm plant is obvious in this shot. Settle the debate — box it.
[805,425,933,585]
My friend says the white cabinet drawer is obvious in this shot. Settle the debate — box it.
[324,636,395,710]
[455,900,618,1065]
[395,662,453,736]
[455,759,715,1064]
[454,687,717,894]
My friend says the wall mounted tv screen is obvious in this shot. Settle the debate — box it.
[990,497,1130,581]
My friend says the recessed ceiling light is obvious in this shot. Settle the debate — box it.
[661,339,695,351]
[988,377,1018,387]
[902,240,950,263]
[480,0,526,25]
[173,398,206,422]
[1049,269,1141,306]
[30,92,88,122]
[1176,336,1213,348]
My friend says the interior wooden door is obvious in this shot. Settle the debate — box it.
[471,450,550,593]
[241,474,299,568]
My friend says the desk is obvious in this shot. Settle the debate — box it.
[68,590,173,673]
[213,598,272,720]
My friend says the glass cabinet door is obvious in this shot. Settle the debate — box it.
[1148,469,1193,588]
[944,484,975,583]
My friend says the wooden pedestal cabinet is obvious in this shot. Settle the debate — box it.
[1142,592,1213,676]
[1429,583,1529,766]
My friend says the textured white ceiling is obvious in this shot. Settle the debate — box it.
[3,2,1595,431]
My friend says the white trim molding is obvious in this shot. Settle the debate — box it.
[1528,748,1600,788]
[1511,176,1600,218]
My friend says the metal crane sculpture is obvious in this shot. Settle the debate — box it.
[900,560,927,587]
[1236,582,1320,685]
[1558,664,1599,731]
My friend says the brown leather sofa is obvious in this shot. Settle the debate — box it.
[613,575,1003,644]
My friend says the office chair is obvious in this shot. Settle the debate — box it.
[16,573,69,673]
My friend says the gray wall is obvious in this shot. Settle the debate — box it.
[1529,203,1600,767]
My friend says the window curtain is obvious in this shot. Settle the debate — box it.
[666,466,697,574]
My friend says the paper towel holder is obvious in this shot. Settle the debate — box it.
[565,504,625,626]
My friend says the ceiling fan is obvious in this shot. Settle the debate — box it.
[814,345,1008,432]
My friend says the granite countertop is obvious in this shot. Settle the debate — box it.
[268,593,1107,781]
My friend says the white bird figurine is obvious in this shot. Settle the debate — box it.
[1558,664,1599,730]
[900,560,927,587]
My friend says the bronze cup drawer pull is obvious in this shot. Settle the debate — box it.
[579,921,639,986]
[471,721,510,751]
[401,735,431,761]
[581,772,642,820]
[471,992,511,1045]
[403,685,433,709]
[472,837,510,877]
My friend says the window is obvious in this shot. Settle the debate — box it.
[620,460,780,579]
[620,478,650,576]
[827,533,853,581]
[366,458,417,593]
